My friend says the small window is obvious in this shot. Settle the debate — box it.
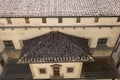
[76,17,81,23]
[6,18,12,24]
[117,17,120,22]
[67,68,73,73]
[58,17,62,23]
[25,18,30,24]
[42,18,47,23]
[39,68,46,74]
[3,40,14,47]
[97,38,108,45]
[94,17,99,23]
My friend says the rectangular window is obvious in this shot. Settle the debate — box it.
[6,18,12,24]
[117,17,120,22]
[58,17,62,23]
[42,18,46,23]
[3,40,14,47]
[76,17,81,23]
[67,68,73,73]
[94,17,99,23]
[25,18,30,24]
[39,68,46,74]
[97,38,108,45]
[3,40,14,49]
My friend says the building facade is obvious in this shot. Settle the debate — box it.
[0,0,120,80]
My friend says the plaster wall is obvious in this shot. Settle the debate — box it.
[0,27,119,50]
[29,62,83,79]
[0,17,120,26]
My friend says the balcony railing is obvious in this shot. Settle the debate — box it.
[50,74,64,79]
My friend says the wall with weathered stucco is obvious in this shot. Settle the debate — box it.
[0,17,120,26]
[0,27,119,50]
[29,62,83,79]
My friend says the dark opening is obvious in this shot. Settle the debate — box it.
[116,57,120,69]
[42,18,47,23]
[76,17,81,23]
[58,17,62,23]
[0,58,5,67]
[39,68,46,74]
[6,18,12,24]
[117,17,120,22]
[94,17,99,23]
[67,68,73,73]
[3,40,14,48]
[25,18,30,24]
[97,38,108,45]
[22,40,26,46]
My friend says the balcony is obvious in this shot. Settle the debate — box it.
[50,74,64,79]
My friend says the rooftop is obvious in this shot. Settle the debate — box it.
[19,31,93,63]
[0,0,120,17]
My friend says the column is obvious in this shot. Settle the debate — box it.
[90,38,98,48]
[13,40,22,49]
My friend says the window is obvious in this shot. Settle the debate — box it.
[39,68,46,74]
[67,68,73,73]
[58,17,62,23]
[42,18,46,23]
[76,17,81,23]
[25,18,30,24]
[6,18,12,24]
[97,38,108,45]
[117,17,120,22]
[3,40,14,47]
[94,17,99,23]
